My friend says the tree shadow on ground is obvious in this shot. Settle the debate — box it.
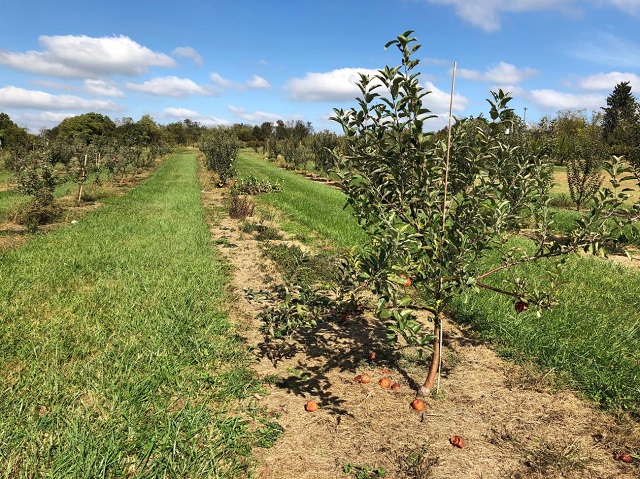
[255,303,440,416]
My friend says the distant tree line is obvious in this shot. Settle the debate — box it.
[4,79,637,212]
[0,112,183,230]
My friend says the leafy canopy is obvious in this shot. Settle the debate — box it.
[332,31,552,313]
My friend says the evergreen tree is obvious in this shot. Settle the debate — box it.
[601,81,640,173]
[602,81,639,139]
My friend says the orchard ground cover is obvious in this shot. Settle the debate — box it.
[205,151,640,477]
[205,153,640,479]
[244,145,640,414]
[544,167,640,246]
[236,150,366,249]
[552,166,640,205]
[0,150,276,477]
[0,170,11,188]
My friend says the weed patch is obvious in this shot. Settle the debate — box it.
[261,242,338,286]
[522,440,588,477]
[14,198,61,231]
[241,221,283,241]
[232,175,283,195]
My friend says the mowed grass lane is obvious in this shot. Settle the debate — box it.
[0,151,268,478]
[239,153,640,415]
[236,150,366,249]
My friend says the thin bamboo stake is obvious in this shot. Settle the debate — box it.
[436,62,457,395]
[77,153,88,202]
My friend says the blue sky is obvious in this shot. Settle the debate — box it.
[1,0,639,133]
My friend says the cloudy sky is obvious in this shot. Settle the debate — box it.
[1,0,639,133]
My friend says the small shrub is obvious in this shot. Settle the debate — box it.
[229,194,254,219]
[256,227,283,241]
[261,243,338,286]
[79,184,117,202]
[16,156,57,205]
[14,151,59,231]
[15,199,61,232]
[310,130,341,173]
[259,286,319,339]
[281,139,309,170]
[241,222,264,234]
[342,464,387,478]
[398,443,439,478]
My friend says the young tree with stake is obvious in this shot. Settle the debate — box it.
[332,31,639,395]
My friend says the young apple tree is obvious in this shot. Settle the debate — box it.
[200,127,240,186]
[332,31,639,395]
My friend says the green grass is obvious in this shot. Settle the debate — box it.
[545,206,640,247]
[236,150,366,249]
[0,177,77,223]
[534,166,640,245]
[0,169,11,186]
[0,188,29,221]
[451,237,640,414]
[235,155,640,415]
[0,151,271,477]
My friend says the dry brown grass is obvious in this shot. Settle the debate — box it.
[552,167,640,203]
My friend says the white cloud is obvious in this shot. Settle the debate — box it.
[423,81,468,114]
[8,111,77,133]
[125,76,214,97]
[432,0,639,33]
[30,79,76,92]
[284,68,468,130]
[0,35,175,78]
[84,79,124,97]
[605,0,640,14]
[457,61,538,84]
[420,81,469,130]
[490,84,528,99]
[210,72,234,88]
[285,68,380,101]
[0,50,88,78]
[529,89,605,110]
[162,107,230,126]
[246,75,270,89]
[173,46,203,67]
[27,111,75,123]
[427,0,568,32]
[575,72,640,90]
[210,73,271,91]
[23,111,76,125]
[227,105,282,123]
[0,85,122,111]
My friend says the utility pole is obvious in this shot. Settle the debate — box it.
[523,107,528,126]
